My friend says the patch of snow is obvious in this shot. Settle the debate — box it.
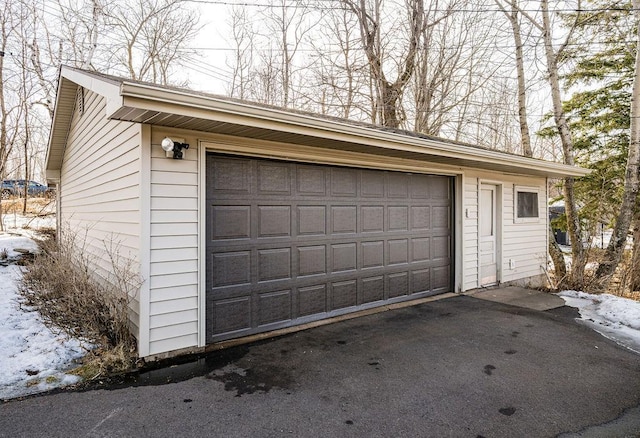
[591,229,632,251]
[0,207,90,401]
[0,233,40,258]
[557,290,640,355]
[2,212,55,240]
[0,261,89,400]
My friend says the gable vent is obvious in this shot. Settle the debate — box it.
[75,87,85,115]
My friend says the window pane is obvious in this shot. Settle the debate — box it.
[517,192,538,218]
[480,188,494,236]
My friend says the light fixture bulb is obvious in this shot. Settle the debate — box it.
[161,137,174,152]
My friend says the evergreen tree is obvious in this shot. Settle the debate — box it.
[543,0,634,244]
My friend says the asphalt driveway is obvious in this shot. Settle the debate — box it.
[1,295,639,437]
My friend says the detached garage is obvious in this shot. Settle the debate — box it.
[46,66,588,359]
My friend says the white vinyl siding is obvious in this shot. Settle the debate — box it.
[463,177,479,291]
[461,171,547,290]
[502,180,547,283]
[59,89,142,336]
[148,129,200,356]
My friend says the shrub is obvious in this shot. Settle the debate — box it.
[20,228,140,377]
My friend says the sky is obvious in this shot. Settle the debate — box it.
[180,2,232,94]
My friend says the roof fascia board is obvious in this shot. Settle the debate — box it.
[60,66,123,116]
[120,82,589,178]
[47,67,127,172]
[45,76,72,171]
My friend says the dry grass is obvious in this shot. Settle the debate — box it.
[547,245,640,302]
[605,251,640,301]
[1,197,54,215]
[20,229,140,378]
[571,249,640,302]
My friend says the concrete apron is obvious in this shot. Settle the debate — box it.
[465,286,566,311]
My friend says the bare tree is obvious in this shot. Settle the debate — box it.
[253,47,281,105]
[259,0,315,107]
[411,2,503,141]
[493,0,566,278]
[342,0,433,127]
[494,0,532,157]
[227,6,256,100]
[306,4,370,119]
[101,0,200,85]
[631,212,640,290]
[514,0,586,286]
[0,0,20,231]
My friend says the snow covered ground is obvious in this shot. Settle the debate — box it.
[557,291,640,355]
[0,209,91,401]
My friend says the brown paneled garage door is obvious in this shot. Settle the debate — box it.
[206,154,453,343]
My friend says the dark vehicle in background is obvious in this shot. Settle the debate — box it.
[1,180,54,199]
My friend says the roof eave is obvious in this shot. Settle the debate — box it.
[45,67,589,180]
[45,66,123,174]
[119,82,589,179]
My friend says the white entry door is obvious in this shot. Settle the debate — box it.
[480,184,498,286]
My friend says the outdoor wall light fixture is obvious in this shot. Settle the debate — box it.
[161,137,189,159]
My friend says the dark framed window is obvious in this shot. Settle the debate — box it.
[516,189,539,219]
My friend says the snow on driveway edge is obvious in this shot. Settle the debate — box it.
[557,290,640,355]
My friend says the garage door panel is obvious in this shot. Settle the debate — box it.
[361,276,384,303]
[210,157,251,193]
[257,248,292,282]
[411,206,430,230]
[412,237,430,262]
[410,174,431,198]
[258,290,292,326]
[331,206,357,234]
[388,272,409,298]
[297,206,327,235]
[388,239,409,265]
[206,154,452,343]
[298,245,327,276]
[388,206,409,231]
[258,205,291,237]
[331,280,358,309]
[432,205,450,229]
[209,297,252,335]
[388,173,409,198]
[434,268,451,292]
[411,269,431,293]
[297,166,327,195]
[211,251,251,287]
[212,206,251,240]
[429,176,451,199]
[361,206,384,232]
[331,168,357,196]
[331,243,357,272]
[361,171,385,197]
[298,284,328,316]
[432,236,451,260]
[362,240,384,268]
[257,162,291,195]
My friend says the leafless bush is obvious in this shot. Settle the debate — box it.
[606,251,640,301]
[20,226,141,376]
